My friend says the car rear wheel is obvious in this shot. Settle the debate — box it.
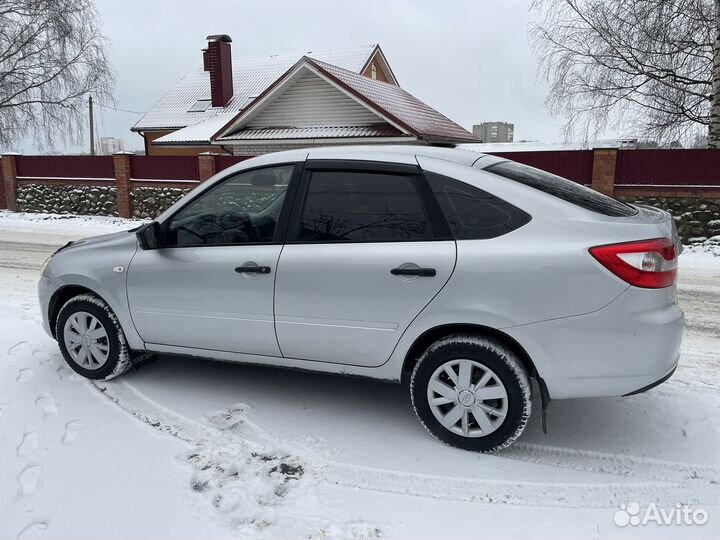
[56,294,132,380]
[410,335,531,452]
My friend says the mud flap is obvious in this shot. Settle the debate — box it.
[130,351,157,371]
[537,376,551,434]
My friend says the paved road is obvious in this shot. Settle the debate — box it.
[0,239,58,271]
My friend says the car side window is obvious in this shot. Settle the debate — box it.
[426,171,531,239]
[296,170,433,242]
[164,165,295,247]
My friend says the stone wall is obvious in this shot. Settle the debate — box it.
[618,196,720,243]
[16,184,118,215]
[130,186,190,219]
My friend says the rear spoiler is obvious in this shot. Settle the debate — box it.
[633,204,683,255]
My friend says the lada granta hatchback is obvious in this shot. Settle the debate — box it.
[38,146,684,452]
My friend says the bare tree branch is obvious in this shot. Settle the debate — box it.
[0,0,115,150]
[531,0,720,147]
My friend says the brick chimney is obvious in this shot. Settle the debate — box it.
[205,34,233,107]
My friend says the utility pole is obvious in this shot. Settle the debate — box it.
[89,95,95,156]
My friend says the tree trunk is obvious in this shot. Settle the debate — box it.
[710,1,720,148]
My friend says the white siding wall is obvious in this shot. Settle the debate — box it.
[247,71,382,128]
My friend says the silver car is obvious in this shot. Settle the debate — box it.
[38,146,684,452]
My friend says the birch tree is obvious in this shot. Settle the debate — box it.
[0,0,114,149]
[531,0,720,148]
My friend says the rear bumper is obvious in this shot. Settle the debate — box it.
[503,285,684,400]
[623,363,677,396]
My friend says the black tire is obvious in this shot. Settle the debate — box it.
[410,335,531,453]
[56,294,132,380]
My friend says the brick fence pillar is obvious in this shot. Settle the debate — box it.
[198,152,217,182]
[591,148,618,196]
[1,152,21,212]
[113,151,134,218]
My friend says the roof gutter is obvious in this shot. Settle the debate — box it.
[418,134,481,146]
[210,135,416,145]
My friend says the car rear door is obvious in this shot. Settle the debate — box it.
[273,160,456,367]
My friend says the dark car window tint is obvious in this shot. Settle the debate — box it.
[298,171,433,242]
[485,161,637,217]
[165,165,294,247]
[426,172,531,239]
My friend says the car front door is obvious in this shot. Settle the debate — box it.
[127,163,299,356]
[274,161,457,367]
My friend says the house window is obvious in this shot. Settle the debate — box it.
[187,99,211,112]
[370,63,377,80]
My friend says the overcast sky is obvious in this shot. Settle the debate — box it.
[61,0,570,153]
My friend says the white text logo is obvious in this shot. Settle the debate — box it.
[614,502,709,527]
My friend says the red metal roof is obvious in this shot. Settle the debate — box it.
[307,59,477,144]
[215,57,477,145]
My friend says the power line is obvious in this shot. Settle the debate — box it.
[96,103,145,115]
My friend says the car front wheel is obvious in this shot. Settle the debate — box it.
[410,335,531,452]
[56,294,132,380]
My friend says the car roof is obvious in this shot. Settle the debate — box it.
[224,145,487,173]
[307,145,485,166]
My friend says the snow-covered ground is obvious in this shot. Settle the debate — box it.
[1,211,719,540]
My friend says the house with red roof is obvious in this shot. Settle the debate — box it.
[131,35,477,156]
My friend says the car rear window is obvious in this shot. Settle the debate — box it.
[426,172,530,239]
[484,161,638,217]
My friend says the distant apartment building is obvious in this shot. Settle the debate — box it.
[99,137,124,155]
[472,122,514,143]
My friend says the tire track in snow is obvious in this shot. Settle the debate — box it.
[0,240,56,272]
[321,461,685,509]
[91,379,716,509]
[502,442,720,486]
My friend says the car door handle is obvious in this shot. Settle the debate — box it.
[235,265,271,274]
[391,267,436,277]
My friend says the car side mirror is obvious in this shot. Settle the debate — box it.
[136,221,161,250]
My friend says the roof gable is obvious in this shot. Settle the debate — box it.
[360,45,399,85]
[246,70,385,128]
[215,60,413,142]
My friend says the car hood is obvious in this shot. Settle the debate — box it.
[56,229,139,253]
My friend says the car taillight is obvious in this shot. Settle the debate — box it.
[589,238,677,289]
